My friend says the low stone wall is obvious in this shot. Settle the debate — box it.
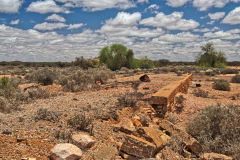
[151,74,193,115]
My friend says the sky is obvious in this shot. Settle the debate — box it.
[0,0,240,62]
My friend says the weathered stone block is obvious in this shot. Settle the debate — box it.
[120,135,156,158]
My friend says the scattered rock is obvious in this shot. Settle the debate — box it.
[138,127,171,150]
[156,146,185,160]
[140,74,151,82]
[2,129,12,135]
[120,135,156,158]
[196,84,201,87]
[50,143,82,160]
[72,132,96,149]
[21,158,36,160]
[201,153,233,160]
[159,120,202,155]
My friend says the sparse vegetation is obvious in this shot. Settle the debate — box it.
[175,95,186,113]
[58,67,114,92]
[25,68,57,85]
[67,113,93,132]
[187,104,240,159]
[231,74,240,83]
[221,68,239,75]
[193,89,209,98]
[35,108,61,122]
[213,79,230,91]
[117,92,143,108]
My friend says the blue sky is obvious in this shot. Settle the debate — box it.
[0,0,240,62]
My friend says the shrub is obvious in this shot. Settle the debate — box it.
[175,95,185,113]
[186,104,240,159]
[213,79,230,91]
[35,108,61,122]
[0,97,10,113]
[193,89,209,98]
[25,69,56,85]
[25,88,50,99]
[73,56,95,69]
[166,112,178,124]
[221,68,239,75]
[58,67,114,92]
[117,92,143,108]
[231,74,240,83]
[67,113,92,131]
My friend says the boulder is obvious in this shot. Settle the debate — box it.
[72,132,96,149]
[159,120,202,155]
[201,153,233,160]
[120,135,156,158]
[50,143,82,160]
[140,74,151,82]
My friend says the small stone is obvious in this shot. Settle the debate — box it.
[50,143,82,160]
[72,132,96,149]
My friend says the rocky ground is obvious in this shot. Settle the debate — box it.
[0,71,239,160]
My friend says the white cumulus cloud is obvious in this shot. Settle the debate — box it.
[10,19,20,25]
[140,12,199,31]
[208,12,225,20]
[55,0,136,11]
[46,14,66,22]
[68,23,84,30]
[0,0,23,13]
[34,22,68,31]
[166,0,190,7]
[27,0,70,14]
[222,7,240,24]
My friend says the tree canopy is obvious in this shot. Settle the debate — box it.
[99,44,135,70]
[196,43,227,68]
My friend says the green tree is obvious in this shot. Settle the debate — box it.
[196,43,227,68]
[139,56,155,69]
[99,44,135,70]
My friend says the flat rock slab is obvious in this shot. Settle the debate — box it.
[121,135,156,158]
[138,127,171,150]
[72,132,95,149]
[50,143,82,160]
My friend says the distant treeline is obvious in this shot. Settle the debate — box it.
[0,59,239,68]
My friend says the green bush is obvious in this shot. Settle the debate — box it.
[213,79,230,91]
[231,75,240,83]
[196,43,227,68]
[73,56,96,69]
[187,104,240,159]
[25,68,56,86]
[139,56,155,69]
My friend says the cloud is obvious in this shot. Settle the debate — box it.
[33,22,68,31]
[55,0,136,11]
[137,0,148,3]
[222,7,240,24]
[68,23,84,29]
[10,19,20,25]
[208,12,225,20]
[140,12,199,30]
[46,14,66,22]
[105,12,141,26]
[203,30,240,40]
[27,0,70,14]
[193,0,240,11]
[166,0,190,7]
[145,4,160,14]
[0,0,23,13]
